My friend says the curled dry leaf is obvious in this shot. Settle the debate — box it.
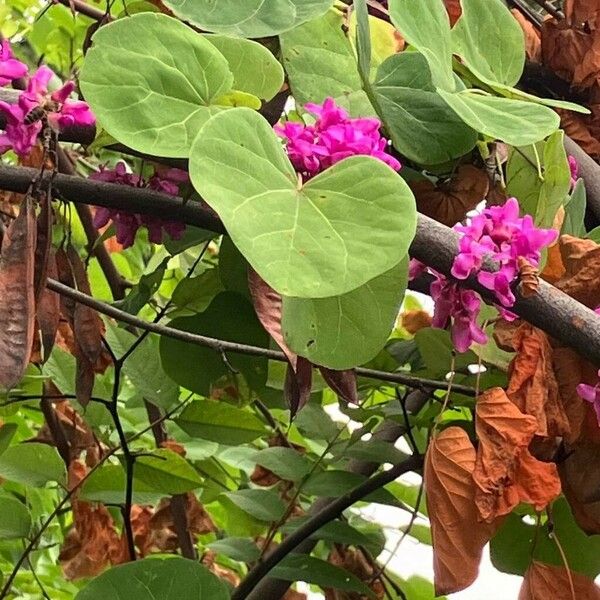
[506,323,570,439]
[401,309,433,334]
[558,108,600,160]
[556,235,600,308]
[37,248,60,362]
[517,257,540,299]
[473,388,561,522]
[325,545,385,600]
[425,426,501,596]
[519,561,600,600]
[564,0,600,30]
[318,368,359,406]
[34,193,53,304]
[512,9,542,62]
[202,550,241,588]
[559,440,600,534]
[285,355,313,418]
[0,195,36,390]
[409,165,489,227]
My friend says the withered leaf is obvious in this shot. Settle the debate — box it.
[506,323,569,439]
[37,249,60,362]
[557,235,600,308]
[401,310,432,334]
[248,267,296,365]
[519,561,600,600]
[558,108,600,160]
[0,195,36,390]
[517,257,540,299]
[473,388,561,522]
[319,368,359,406]
[75,352,95,408]
[410,165,489,227]
[285,356,312,418]
[558,440,600,534]
[34,193,53,304]
[443,0,462,26]
[425,426,500,596]
[66,245,103,366]
[564,0,600,30]
[325,545,385,600]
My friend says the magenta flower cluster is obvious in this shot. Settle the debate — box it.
[91,163,187,248]
[410,198,557,353]
[275,97,401,179]
[0,40,95,157]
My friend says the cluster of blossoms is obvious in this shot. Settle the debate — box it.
[0,39,95,156]
[91,162,187,248]
[410,198,557,352]
[275,97,401,179]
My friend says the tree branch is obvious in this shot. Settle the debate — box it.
[231,453,424,600]
[45,277,478,395]
[53,0,108,21]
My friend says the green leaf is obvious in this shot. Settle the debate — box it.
[0,496,32,539]
[491,84,590,114]
[190,108,417,298]
[560,179,586,237]
[114,257,169,315]
[134,449,203,494]
[341,438,406,464]
[0,443,65,486]
[280,9,373,116]
[76,557,229,600]
[80,13,233,158]
[253,447,313,481]
[491,497,600,578]
[354,0,371,82]
[175,400,268,445]
[303,470,399,505]
[164,226,217,255]
[221,489,286,522]
[437,89,560,146]
[162,0,333,37]
[0,423,18,456]
[282,260,407,369]
[272,555,377,597]
[294,403,340,440]
[160,291,269,395]
[104,324,180,410]
[373,52,477,164]
[207,537,261,562]
[388,0,455,92]
[171,269,224,314]
[414,328,477,376]
[587,226,600,243]
[281,517,372,546]
[80,464,166,505]
[204,34,284,100]
[451,0,525,87]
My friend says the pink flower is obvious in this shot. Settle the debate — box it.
[0,66,95,156]
[577,371,600,426]
[90,163,187,248]
[0,39,28,87]
[275,97,401,179]
[430,274,487,353]
[568,155,578,190]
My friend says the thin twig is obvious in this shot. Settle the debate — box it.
[231,454,423,600]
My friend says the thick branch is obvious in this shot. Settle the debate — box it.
[53,0,108,21]
[231,453,423,600]
[46,278,477,395]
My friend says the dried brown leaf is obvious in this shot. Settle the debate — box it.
[75,353,95,407]
[519,561,600,600]
[248,267,296,365]
[517,257,540,298]
[401,310,432,334]
[285,356,312,418]
[318,368,359,406]
[34,194,52,304]
[425,426,501,596]
[443,0,462,26]
[506,323,569,439]
[410,165,489,227]
[0,195,36,390]
[325,546,385,600]
[556,235,600,308]
[37,248,60,362]
[473,388,561,522]
[558,108,600,159]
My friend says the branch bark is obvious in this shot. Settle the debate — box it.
[231,453,424,600]
[0,163,592,365]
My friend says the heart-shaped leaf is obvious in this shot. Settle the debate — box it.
[80,13,233,157]
[204,34,284,100]
[190,108,416,298]
[162,0,333,38]
[282,259,408,369]
[374,52,477,164]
